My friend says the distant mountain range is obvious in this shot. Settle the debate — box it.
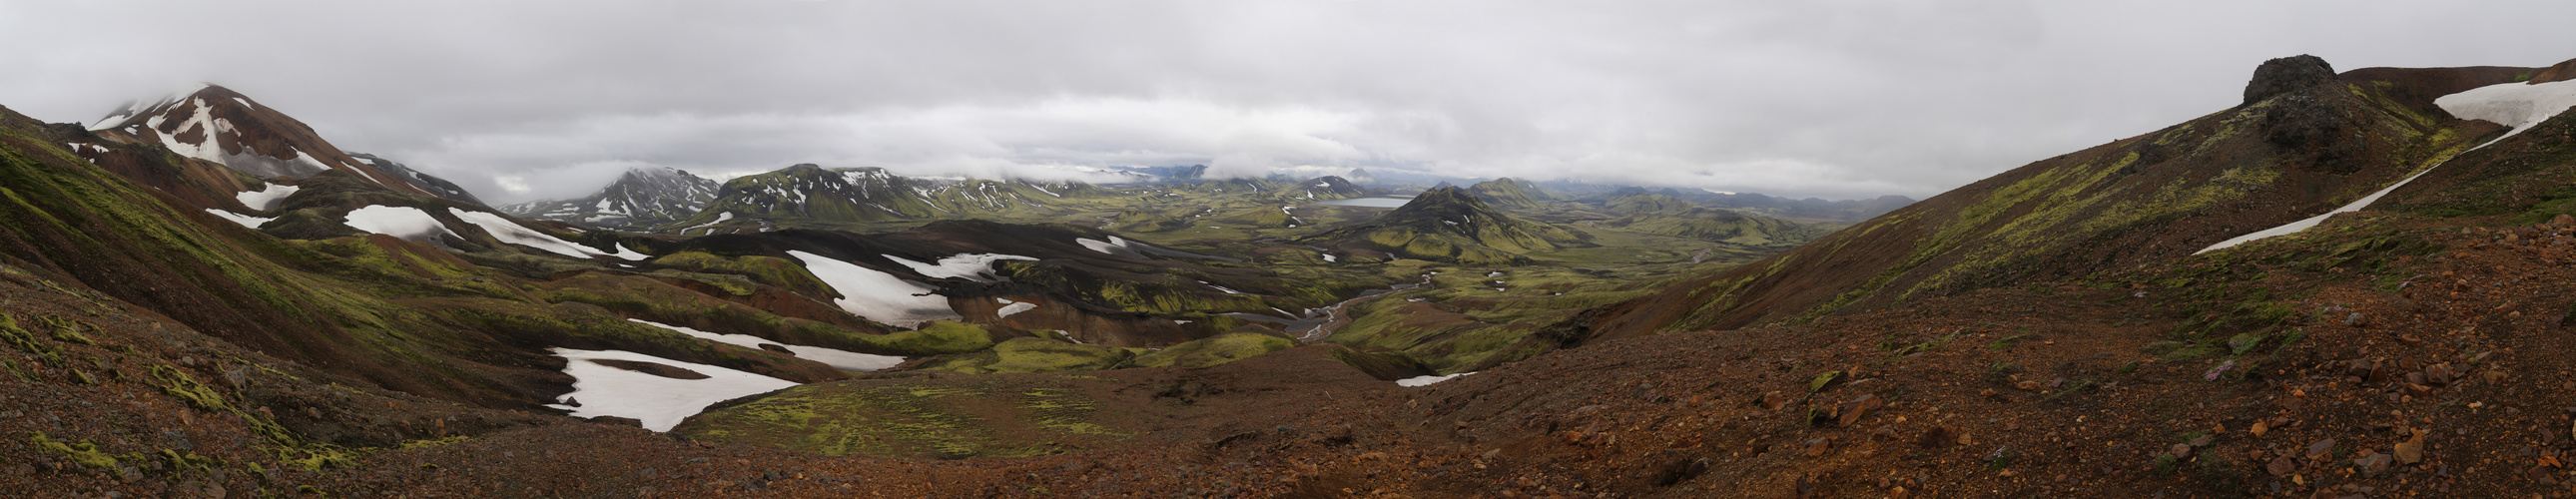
[501,167,721,231]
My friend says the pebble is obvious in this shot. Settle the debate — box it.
[2304,439,2337,460]
[2394,429,2427,464]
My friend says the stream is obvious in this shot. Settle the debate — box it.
[1221,273,1437,342]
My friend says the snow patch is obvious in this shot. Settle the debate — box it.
[609,244,649,260]
[995,298,1037,318]
[885,252,1038,282]
[787,250,961,327]
[341,206,456,242]
[542,348,797,432]
[1076,236,1149,258]
[680,212,734,235]
[2435,78,2576,146]
[627,319,904,372]
[1322,253,1338,262]
[235,183,301,211]
[448,209,641,260]
[204,209,273,229]
[1397,372,1476,387]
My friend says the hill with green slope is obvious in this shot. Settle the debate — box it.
[1598,193,1831,249]
[1305,187,1588,265]
[1571,55,2540,340]
[1466,178,1551,211]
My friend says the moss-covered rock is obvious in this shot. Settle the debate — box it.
[1130,332,1294,368]
[924,337,1137,374]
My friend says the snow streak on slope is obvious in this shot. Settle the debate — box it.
[1076,236,1148,258]
[542,348,798,432]
[1397,371,1477,387]
[234,183,300,211]
[342,206,456,242]
[204,209,273,229]
[447,209,643,260]
[785,250,961,328]
[885,252,1038,282]
[995,298,1037,318]
[626,319,904,372]
[2198,79,2576,254]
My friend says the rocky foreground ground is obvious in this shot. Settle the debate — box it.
[4,212,2574,498]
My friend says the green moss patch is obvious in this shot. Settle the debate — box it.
[1130,332,1294,368]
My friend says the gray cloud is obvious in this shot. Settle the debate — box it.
[4,1,2573,204]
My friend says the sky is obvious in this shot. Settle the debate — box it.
[4,1,2573,205]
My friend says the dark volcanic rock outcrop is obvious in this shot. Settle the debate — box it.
[2243,54,2338,105]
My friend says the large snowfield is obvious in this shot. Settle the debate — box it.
[2199,78,2576,254]
[542,348,798,432]
[785,250,962,327]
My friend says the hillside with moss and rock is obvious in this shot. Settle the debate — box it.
[3,54,2575,498]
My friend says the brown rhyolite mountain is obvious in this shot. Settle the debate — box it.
[87,85,478,203]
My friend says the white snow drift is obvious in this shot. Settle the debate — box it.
[341,206,457,242]
[995,297,1037,318]
[885,252,1038,282]
[1397,371,1477,387]
[234,183,300,211]
[543,348,798,432]
[1076,236,1145,256]
[627,319,904,372]
[786,250,961,328]
[447,208,644,260]
[204,209,273,229]
[2199,78,2576,254]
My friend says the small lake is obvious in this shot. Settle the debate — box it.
[1313,197,1414,208]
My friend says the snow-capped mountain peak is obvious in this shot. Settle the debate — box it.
[86,85,480,204]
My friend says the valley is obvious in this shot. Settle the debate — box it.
[2,53,2574,499]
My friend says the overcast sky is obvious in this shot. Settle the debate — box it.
[4,1,2572,204]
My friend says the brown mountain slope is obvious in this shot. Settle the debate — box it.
[1569,56,2528,340]
[4,104,851,409]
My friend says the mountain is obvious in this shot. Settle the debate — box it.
[1307,186,1587,265]
[664,164,1104,234]
[502,167,720,230]
[1599,192,1828,249]
[347,153,484,206]
[1567,55,2547,340]
[1586,185,1915,223]
[86,85,480,204]
[1345,168,1378,185]
[1675,191,1915,222]
[1287,175,1369,201]
[1466,178,1551,210]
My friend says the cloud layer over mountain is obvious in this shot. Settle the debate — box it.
[5,1,2572,204]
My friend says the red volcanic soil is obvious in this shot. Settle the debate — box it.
[2526,58,2576,85]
